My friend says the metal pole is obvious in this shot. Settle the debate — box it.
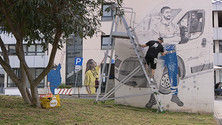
[74,69,79,98]
[73,65,75,94]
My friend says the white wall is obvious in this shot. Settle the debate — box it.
[114,0,213,113]
[6,56,48,68]
[0,34,48,68]
[80,20,114,94]
[0,34,16,44]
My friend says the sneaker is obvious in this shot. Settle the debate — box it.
[150,78,154,82]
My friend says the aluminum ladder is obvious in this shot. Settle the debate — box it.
[95,6,164,112]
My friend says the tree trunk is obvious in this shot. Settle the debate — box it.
[30,83,41,107]
[17,84,31,104]
[26,87,32,103]
[19,63,32,104]
[21,64,40,107]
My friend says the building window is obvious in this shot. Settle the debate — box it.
[0,74,4,93]
[8,45,16,55]
[36,69,45,88]
[101,64,115,79]
[219,41,222,53]
[213,41,215,53]
[212,11,222,27]
[27,45,36,55]
[7,69,20,87]
[218,11,222,27]
[8,44,44,56]
[102,3,115,21]
[101,35,113,50]
[100,63,115,93]
[36,45,44,55]
[213,12,214,27]
[66,34,83,87]
[7,68,45,88]
[214,70,216,85]
[220,70,222,84]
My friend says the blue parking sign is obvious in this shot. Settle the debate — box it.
[74,57,83,66]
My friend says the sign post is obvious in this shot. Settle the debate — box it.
[74,57,83,98]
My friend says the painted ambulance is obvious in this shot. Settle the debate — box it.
[115,1,213,94]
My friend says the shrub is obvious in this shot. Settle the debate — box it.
[57,84,72,89]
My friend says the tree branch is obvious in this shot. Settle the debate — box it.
[15,38,35,88]
[0,1,20,40]
[0,36,9,63]
[34,28,63,86]
[0,53,20,85]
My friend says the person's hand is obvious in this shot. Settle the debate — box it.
[47,86,51,93]
[60,51,65,64]
[47,89,52,94]
[154,58,158,64]
[139,44,143,48]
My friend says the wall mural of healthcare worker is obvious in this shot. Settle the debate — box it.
[115,0,213,113]
[48,51,65,95]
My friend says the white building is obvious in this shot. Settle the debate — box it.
[213,1,222,83]
[111,0,213,113]
[0,34,49,94]
[0,0,219,114]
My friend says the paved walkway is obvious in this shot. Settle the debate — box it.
[59,94,103,99]
[214,97,222,125]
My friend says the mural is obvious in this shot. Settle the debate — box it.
[84,57,105,94]
[114,0,213,113]
[84,59,100,95]
[47,51,65,95]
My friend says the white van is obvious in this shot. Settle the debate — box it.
[115,2,212,94]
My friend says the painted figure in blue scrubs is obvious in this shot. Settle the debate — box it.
[160,44,183,106]
[47,52,65,94]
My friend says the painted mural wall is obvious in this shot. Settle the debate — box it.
[114,0,213,113]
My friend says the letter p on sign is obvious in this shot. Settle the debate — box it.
[74,57,83,66]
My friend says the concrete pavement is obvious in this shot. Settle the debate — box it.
[59,94,104,99]
[214,97,222,125]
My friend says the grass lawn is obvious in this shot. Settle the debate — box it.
[0,95,218,125]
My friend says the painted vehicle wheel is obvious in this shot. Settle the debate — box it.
[159,66,180,95]
[159,70,171,95]
[177,56,186,80]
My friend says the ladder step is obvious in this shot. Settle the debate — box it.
[112,32,130,39]
[103,76,109,78]
[107,55,112,58]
